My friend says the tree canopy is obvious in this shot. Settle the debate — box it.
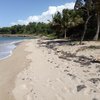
[0,2,100,41]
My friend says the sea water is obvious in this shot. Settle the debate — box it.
[0,37,30,60]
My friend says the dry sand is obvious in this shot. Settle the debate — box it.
[12,39,100,100]
[0,41,30,100]
[0,39,100,100]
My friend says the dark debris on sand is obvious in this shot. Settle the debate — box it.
[77,85,86,92]
[38,39,100,66]
[89,78,100,84]
[58,51,100,66]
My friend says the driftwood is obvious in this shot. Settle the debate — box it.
[91,59,100,63]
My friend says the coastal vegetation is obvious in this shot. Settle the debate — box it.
[0,0,100,42]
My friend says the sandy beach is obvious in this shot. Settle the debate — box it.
[0,41,30,100]
[0,39,100,100]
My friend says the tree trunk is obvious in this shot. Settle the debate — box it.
[93,12,100,40]
[64,29,67,39]
[80,15,92,44]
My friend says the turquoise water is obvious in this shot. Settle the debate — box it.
[0,37,30,60]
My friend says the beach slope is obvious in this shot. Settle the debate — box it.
[0,41,30,100]
[13,39,100,100]
[0,39,100,100]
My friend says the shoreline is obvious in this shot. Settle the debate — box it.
[0,50,13,61]
[0,37,32,61]
[0,40,31,100]
[0,38,100,100]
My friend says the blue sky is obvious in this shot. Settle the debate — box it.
[0,0,75,27]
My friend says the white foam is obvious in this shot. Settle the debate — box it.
[0,39,30,61]
[0,50,13,61]
[0,41,22,60]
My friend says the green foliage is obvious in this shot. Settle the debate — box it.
[75,0,100,41]
[0,22,52,36]
[50,9,84,38]
[0,5,99,40]
[0,9,85,39]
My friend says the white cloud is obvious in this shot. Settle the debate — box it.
[11,2,75,25]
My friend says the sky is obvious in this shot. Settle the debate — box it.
[0,0,75,27]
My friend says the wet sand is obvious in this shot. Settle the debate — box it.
[0,41,30,100]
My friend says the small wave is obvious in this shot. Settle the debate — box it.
[0,38,29,60]
[10,40,23,45]
[0,40,22,46]
[0,50,13,61]
[0,41,20,60]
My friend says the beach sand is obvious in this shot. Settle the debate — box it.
[12,39,100,100]
[0,39,100,100]
[0,41,30,100]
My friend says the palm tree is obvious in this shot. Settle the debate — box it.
[93,0,100,40]
[50,9,83,39]
[51,11,62,37]
[75,0,100,41]
[62,9,70,38]
[62,9,83,39]
[74,0,94,44]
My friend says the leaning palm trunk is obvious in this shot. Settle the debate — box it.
[80,15,92,44]
[64,29,67,39]
[93,12,100,40]
[93,0,100,40]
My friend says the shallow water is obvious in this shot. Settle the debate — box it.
[0,37,30,60]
